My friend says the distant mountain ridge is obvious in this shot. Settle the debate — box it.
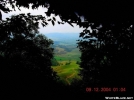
[44,33,80,43]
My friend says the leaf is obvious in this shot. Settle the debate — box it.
[6,18,9,20]
[45,12,51,16]
[44,22,48,25]
[52,20,55,26]
[57,21,60,24]
[27,13,31,16]
[47,19,51,21]
[20,14,25,16]
[18,7,21,11]
[53,17,56,21]
[83,36,90,39]
[79,32,85,37]
[41,23,45,27]
[67,21,74,27]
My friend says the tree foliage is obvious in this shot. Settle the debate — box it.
[0,0,133,97]
[78,22,133,86]
[0,1,133,24]
[51,58,59,66]
[1,14,59,98]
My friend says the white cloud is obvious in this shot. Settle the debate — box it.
[2,5,84,34]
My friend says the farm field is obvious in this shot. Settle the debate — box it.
[45,33,82,85]
[52,60,81,85]
[51,41,82,85]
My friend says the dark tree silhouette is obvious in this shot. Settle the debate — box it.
[78,22,133,85]
[1,14,60,98]
[0,0,133,98]
[0,1,133,24]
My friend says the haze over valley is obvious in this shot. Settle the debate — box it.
[45,33,82,85]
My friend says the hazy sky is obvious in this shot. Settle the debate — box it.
[2,5,85,34]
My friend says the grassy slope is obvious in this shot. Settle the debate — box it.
[54,48,81,61]
[52,48,82,85]
[52,61,81,85]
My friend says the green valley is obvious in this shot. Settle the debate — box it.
[49,34,82,85]
[52,46,82,85]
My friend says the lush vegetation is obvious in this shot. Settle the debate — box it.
[53,61,81,85]
[51,39,82,85]
[1,0,133,99]
[1,14,59,98]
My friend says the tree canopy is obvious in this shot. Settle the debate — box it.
[0,0,133,98]
[0,0,133,24]
[1,13,59,98]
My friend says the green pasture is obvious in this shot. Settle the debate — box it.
[52,44,82,85]
[54,48,81,61]
[52,61,82,85]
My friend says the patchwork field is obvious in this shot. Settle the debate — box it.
[46,33,82,85]
[52,61,82,85]
[52,44,82,85]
